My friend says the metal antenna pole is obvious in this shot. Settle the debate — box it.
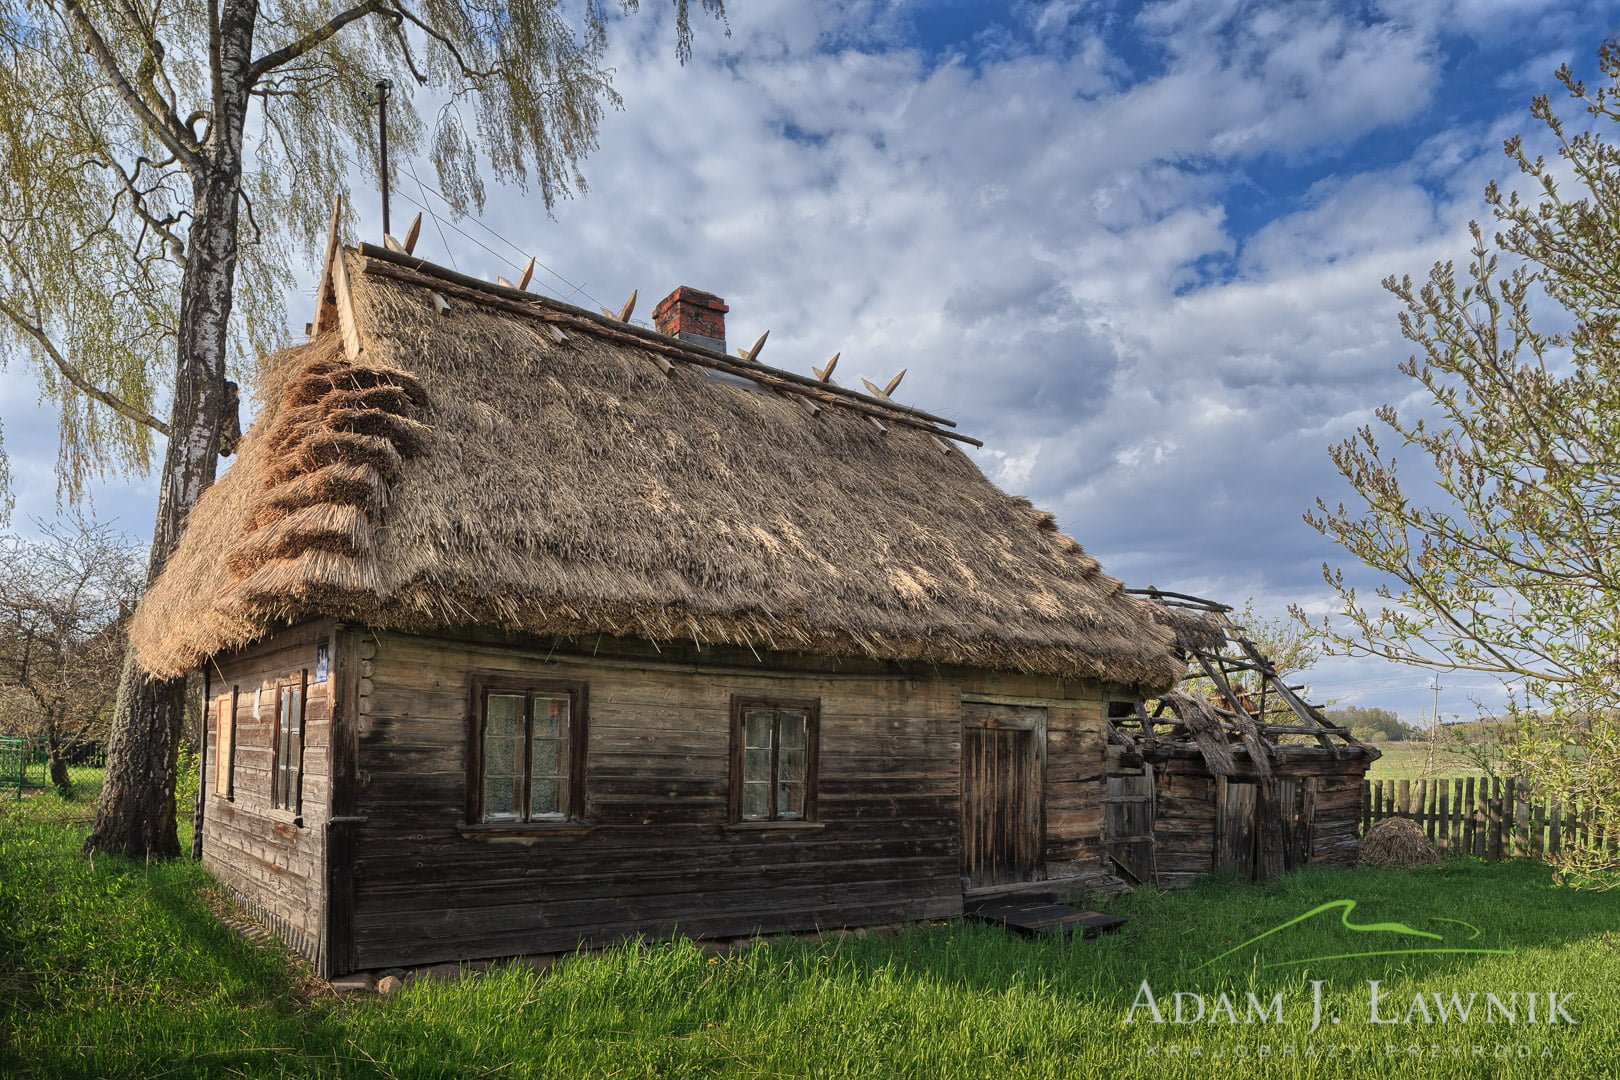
[375,79,392,237]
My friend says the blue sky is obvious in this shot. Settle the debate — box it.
[4,0,1618,722]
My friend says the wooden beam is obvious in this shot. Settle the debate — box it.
[813,352,840,382]
[884,368,907,396]
[517,257,535,291]
[310,194,343,339]
[496,276,513,288]
[402,213,422,254]
[356,242,962,427]
[431,292,451,316]
[383,234,406,254]
[353,249,983,445]
[330,246,363,358]
[602,289,637,323]
[737,330,769,362]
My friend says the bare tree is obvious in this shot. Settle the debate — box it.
[0,520,142,794]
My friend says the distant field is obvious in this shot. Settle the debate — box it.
[1364,739,1482,782]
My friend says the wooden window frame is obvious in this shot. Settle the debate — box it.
[270,670,308,818]
[215,686,238,801]
[464,674,590,831]
[728,695,821,825]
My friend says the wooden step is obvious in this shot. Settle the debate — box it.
[968,899,1129,939]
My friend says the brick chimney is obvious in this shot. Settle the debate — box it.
[652,286,728,354]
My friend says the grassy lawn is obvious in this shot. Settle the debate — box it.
[3,782,1618,1078]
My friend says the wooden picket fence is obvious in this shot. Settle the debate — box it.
[1361,776,1610,861]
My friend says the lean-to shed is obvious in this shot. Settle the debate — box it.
[1103,592,1380,890]
[129,229,1192,976]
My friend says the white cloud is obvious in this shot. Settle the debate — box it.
[7,0,1617,721]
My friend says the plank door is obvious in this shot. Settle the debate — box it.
[1104,766,1157,886]
[960,702,1046,889]
[1215,778,1259,879]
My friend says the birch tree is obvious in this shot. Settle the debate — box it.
[1302,46,1620,888]
[0,0,724,858]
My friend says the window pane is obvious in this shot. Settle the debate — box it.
[779,747,805,785]
[530,736,564,777]
[484,776,519,821]
[743,747,771,784]
[534,695,568,739]
[778,713,807,750]
[530,777,563,818]
[487,693,523,737]
[777,782,804,819]
[484,732,518,774]
[742,780,769,820]
[744,710,773,749]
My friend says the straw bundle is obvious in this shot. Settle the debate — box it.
[1357,817,1441,869]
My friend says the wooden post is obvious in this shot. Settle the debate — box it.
[1509,780,1522,854]
[1462,777,1475,856]
[1445,777,1458,854]
[1488,777,1503,861]
[1503,778,1517,857]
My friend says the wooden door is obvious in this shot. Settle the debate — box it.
[960,703,1045,889]
[1216,778,1259,878]
[1104,765,1157,886]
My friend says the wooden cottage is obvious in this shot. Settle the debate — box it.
[129,231,1194,977]
[1103,592,1379,890]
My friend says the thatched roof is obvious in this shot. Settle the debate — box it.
[130,247,1182,689]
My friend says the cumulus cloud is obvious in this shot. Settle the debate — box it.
[6,0,1617,719]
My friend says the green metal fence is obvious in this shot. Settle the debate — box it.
[0,735,47,799]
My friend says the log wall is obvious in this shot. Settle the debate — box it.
[344,629,1113,970]
[201,622,335,965]
[1149,748,1373,889]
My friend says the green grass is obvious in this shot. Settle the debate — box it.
[3,781,1618,1078]
[1364,740,1482,782]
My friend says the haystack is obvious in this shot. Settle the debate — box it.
[1358,817,1440,869]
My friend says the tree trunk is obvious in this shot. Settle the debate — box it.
[48,749,71,796]
[84,73,252,856]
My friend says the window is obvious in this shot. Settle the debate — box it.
[730,697,820,822]
[470,678,588,825]
[215,687,238,800]
[271,673,306,813]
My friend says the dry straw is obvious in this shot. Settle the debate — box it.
[131,255,1184,689]
[1358,817,1442,869]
